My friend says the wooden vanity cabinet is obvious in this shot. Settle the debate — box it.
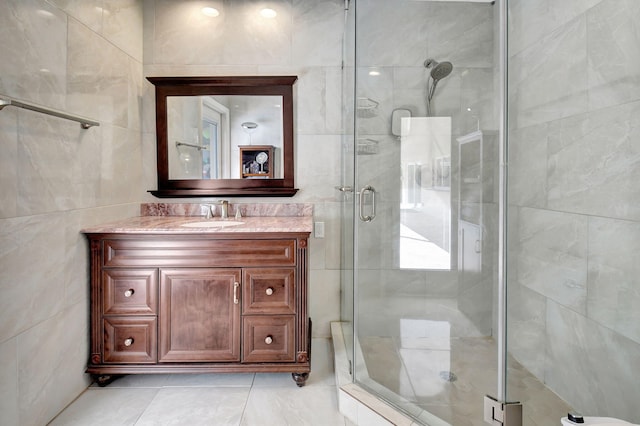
[85,233,310,387]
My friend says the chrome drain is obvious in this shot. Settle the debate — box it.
[439,371,457,382]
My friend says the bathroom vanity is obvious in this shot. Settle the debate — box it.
[82,210,312,387]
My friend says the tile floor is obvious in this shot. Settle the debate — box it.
[353,296,573,426]
[49,338,352,426]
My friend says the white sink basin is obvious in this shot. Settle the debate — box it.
[181,220,244,228]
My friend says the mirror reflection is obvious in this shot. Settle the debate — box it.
[400,117,452,270]
[168,95,283,180]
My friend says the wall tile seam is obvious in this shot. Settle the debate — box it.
[546,296,640,348]
[507,10,590,58]
[2,304,73,346]
[61,12,144,65]
[511,205,640,226]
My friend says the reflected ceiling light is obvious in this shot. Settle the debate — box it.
[260,8,277,18]
[202,7,220,17]
[36,9,55,18]
[369,70,380,76]
[241,122,258,145]
[241,122,258,131]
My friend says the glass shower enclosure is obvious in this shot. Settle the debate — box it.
[339,0,640,425]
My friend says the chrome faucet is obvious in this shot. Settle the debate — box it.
[219,200,229,219]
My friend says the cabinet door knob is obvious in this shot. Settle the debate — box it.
[264,335,273,345]
[233,282,239,305]
[265,287,274,296]
[124,289,135,297]
[123,338,134,347]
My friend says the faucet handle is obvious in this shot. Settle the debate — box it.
[204,204,215,219]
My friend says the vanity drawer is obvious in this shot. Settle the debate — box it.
[242,268,295,315]
[242,315,295,363]
[103,317,157,363]
[103,269,158,315]
[103,239,296,268]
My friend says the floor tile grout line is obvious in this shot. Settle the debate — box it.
[133,388,161,426]
[238,377,255,426]
[391,335,421,404]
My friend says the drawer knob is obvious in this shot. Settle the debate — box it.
[124,289,135,297]
[265,287,274,296]
[123,338,134,347]
[264,335,273,345]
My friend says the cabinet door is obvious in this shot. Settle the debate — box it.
[159,268,241,362]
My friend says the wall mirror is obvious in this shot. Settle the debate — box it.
[147,76,298,197]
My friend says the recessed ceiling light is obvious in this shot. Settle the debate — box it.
[202,7,220,17]
[369,70,380,76]
[260,8,277,18]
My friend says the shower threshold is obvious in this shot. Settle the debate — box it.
[332,322,444,426]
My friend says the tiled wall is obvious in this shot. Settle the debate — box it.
[0,1,146,425]
[507,0,640,421]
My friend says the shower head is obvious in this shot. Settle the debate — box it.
[424,59,453,81]
[424,59,453,116]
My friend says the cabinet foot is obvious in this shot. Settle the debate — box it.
[292,372,309,387]
[93,374,120,387]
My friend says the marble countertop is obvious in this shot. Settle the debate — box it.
[81,215,313,234]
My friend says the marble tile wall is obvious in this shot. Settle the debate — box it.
[0,1,145,425]
[507,0,640,421]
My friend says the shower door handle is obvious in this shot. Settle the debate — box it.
[358,185,376,222]
[335,185,354,193]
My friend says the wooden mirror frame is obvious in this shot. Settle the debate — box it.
[147,76,298,197]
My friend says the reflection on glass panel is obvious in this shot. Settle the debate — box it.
[201,118,217,179]
[400,117,452,270]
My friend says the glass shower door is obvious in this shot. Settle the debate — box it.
[339,0,357,376]
[350,0,502,424]
[352,128,502,425]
